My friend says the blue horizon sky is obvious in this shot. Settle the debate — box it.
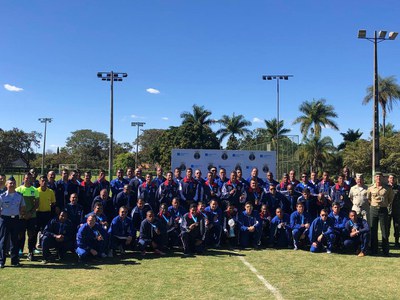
[1,1,400,153]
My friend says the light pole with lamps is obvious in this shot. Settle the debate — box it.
[97,71,128,180]
[38,117,52,175]
[262,74,293,177]
[358,29,398,177]
[131,122,146,169]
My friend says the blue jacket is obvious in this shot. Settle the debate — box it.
[308,217,334,243]
[110,178,129,200]
[108,215,134,237]
[204,206,223,225]
[344,218,369,236]
[43,218,75,242]
[237,210,261,232]
[328,211,348,231]
[131,205,151,232]
[270,214,291,233]
[64,203,84,228]
[76,222,107,250]
[265,192,291,216]
[290,211,311,230]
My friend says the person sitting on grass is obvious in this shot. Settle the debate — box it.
[290,201,311,250]
[76,214,108,262]
[237,201,262,249]
[138,210,166,256]
[41,211,75,264]
[181,203,206,256]
[157,203,177,249]
[343,210,370,257]
[269,208,292,248]
[309,209,334,253]
[108,206,134,257]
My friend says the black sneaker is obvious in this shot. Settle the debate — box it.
[0,264,5,269]
[11,263,22,267]
[27,253,34,261]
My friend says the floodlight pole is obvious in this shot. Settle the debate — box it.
[38,117,52,175]
[358,29,398,177]
[97,71,128,180]
[131,122,146,169]
[262,75,293,177]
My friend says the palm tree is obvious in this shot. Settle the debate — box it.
[292,98,339,139]
[338,129,363,150]
[297,136,336,172]
[180,105,215,129]
[259,118,291,150]
[363,75,400,137]
[216,114,252,149]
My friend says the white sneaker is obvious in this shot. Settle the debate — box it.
[326,249,332,254]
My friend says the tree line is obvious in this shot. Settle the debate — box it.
[1,75,399,178]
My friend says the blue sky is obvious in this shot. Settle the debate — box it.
[1,0,400,153]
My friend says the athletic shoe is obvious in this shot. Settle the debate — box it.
[27,253,34,261]
[42,260,48,264]
[0,264,5,269]
[107,250,114,258]
[357,252,365,257]
[100,253,107,258]
[326,249,332,254]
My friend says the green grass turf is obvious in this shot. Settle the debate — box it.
[1,242,400,300]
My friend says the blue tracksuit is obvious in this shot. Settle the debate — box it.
[290,211,311,247]
[204,206,223,246]
[237,210,262,248]
[76,223,108,258]
[329,211,348,247]
[270,214,292,248]
[343,218,370,253]
[108,215,134,250]
[309,217,334,252]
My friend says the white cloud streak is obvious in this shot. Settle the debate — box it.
[252,117,263,123]
[4,84,23,92]
[161,117,169,121]
[146,88,160,94]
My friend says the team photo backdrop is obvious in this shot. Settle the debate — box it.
[171,149,276,179]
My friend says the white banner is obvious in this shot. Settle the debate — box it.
[171,149,276,180]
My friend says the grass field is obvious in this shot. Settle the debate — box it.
[1,239,400,300]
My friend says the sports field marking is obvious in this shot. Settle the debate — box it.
[238,256,285,300]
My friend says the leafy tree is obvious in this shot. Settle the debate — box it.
[293,98,339,139]
[0,128,41,170]
[342,139,372,177]
[114,153,136,171]
[363,75,400,137]
[338,129,363,150]
[216,114,251,149]
[259,118,291,150]
[65,129,109,169]
[134,129,165,166]
[381,134,400,174]
[297,136,336,172]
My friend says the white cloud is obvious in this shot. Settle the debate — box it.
[131,114,145,119]
[146,88,160,94]
[252,117,263,123]
[4,84,23,92]
[49,144,59,148]
[161,117,169,121]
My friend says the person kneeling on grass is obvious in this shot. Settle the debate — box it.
[138,210,166,256]
[181,203,206,256]
[237,201,262,249]
[290,202,311,250]
[42,211,75,264]
[76,215,108,262]
[108,206,134,257]
[343,210,370,257]
[269,208,292,248]
[309,209,334,253]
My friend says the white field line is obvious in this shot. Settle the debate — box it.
[238,256,285,300]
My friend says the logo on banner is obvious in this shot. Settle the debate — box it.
[180,163,186,171]
[194,152,201,160]
[249,153,256,161]
[262,164,269,173]
[221,152,228,160]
